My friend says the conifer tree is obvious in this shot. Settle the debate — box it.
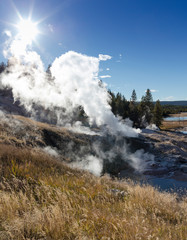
[144,89,154,110]
[0,62,6,74]
[131,89,137,102]
[138,89,154,127]
[153,100,163,127]
[129,89,139,127]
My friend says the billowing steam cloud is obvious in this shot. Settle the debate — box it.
[0,30,139,137]
[0,27,153,176]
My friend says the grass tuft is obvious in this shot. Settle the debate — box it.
[0,143,186,239]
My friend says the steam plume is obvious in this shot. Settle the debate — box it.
[0,28,152,176]
[0,32,139,137]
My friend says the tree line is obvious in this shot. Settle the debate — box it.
[109,89,163,128]
[162,105,187,116]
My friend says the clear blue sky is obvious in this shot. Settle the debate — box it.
[0,0,187,101]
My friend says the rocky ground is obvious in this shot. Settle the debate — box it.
[140,129,187,182]
[1,110,187,183]
[0,88,187,190]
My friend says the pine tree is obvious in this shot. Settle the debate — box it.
[108,90,116,115]
[0,62,6,74]
[108,91,130,119]
[153,100,163,127]
[138,89,154,127]
[129,89,139,127]
[46,64,52,75]
[144,89,154,110]
[131,89,137,103]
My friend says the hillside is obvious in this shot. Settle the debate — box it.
[0,112,187,239]
[0,1,187,238]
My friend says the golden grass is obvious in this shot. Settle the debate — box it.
[161,120,187,130]
[0,114,87,150]
[0,144,186,239]
[161,112,187,130]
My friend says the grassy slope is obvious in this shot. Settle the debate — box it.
[0,116,187,239]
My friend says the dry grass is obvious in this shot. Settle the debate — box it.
[0,114,88,151]
[170,113,187,117]
[0,144,186,240]
[161,112,187,130]
[161,120,187,130]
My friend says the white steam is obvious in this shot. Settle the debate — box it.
[0,31,139,137]
[73,155,103,176]
[0,28,152,176]
[44,146,59,157]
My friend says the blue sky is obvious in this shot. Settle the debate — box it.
[0,0,187,101]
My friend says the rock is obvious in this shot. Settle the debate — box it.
[126,136,152,152]
[170,171,187,181]
[110,189,129,198]
[180,165,187,173]
[178,157,187,164]
[143,167,169,176]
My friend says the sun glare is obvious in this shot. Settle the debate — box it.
[17,19,39,43]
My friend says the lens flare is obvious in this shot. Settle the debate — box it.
[16,19,39,44]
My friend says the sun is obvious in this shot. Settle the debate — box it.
[16,19,39,44]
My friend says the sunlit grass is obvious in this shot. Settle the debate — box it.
[0,144,186,239]
[161,120,187,130]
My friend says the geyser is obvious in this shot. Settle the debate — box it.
[1,29,139,137]
[0,26,153,176]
